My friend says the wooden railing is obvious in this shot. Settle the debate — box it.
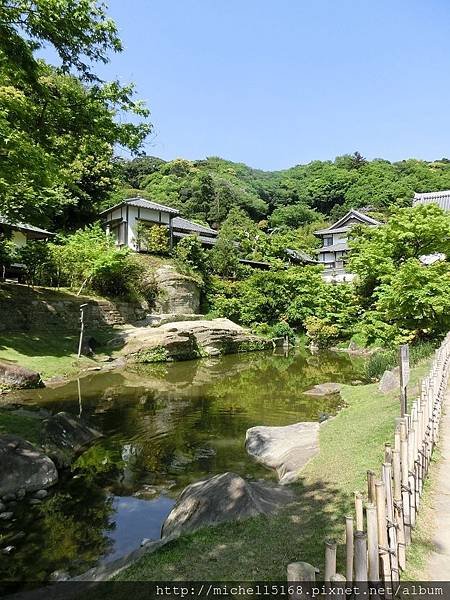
[288,333,450,586]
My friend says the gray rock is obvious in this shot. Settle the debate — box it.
[40,412,103,468]
[378,367,400,394]
[2,493,15,502]
[154,266,200,315]
[2,545,15,554]
[28,498,42,505]
[0,361,43,390]
[245,422,320,484]
[49,570,70,582]
[162,472,293,538]
[33,489,48,499]
[0,435,58,497]
[304,382,342,396]
[117,318,271,363]
[0,512,14,520]
[16,488,25,500]
[0,502,5,512]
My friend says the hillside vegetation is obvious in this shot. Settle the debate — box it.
[113,153,450,227]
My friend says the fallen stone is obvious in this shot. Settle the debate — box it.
[304,382,342,396]
[0,435,58,497]
[0,361,43,390]
[162,472,293,538]
[116,318,271,363]
[378,367,400,394]
[40,412,102,468]
[245,422,320,484]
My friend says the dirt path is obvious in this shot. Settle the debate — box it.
[425,389,450,580]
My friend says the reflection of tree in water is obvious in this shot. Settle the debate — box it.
[0,476,114,584]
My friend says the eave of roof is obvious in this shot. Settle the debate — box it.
[100,197,179,216]
[172,216,217,236]
[173,231,217,245]
[0,216,54,236]
[315,209,381,235]
[317,242,349,253]
[414,190,450,210]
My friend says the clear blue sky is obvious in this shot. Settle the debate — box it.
[94,0,450,170]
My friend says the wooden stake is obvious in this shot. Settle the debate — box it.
[375,480,391,584]
[366,502,380,584]
[324,539,337,582]
[354,531,368,582]
[354,492,364,532]
[345,515,354,584]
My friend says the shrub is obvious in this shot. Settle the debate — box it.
[364,340,437,380]
[304,316,340,349]
[136,222,170,255]
[174,235,209,280]
[17,241,51,286]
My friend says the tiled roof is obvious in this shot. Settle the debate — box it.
[0,216,54,236]
[173,231,217,245]
[172,217,217,236]
[314,209,381,235]
[414,191,450,211]
[100,197,179,215]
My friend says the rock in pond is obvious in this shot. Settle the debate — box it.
[161,472,293,538]
[115,318,271,363]
[41,412,102,468]
[0,435,58,497]
[0,361,43,390]
[303,382,342,396]
[245,422,320,484]
[378,367,399,394]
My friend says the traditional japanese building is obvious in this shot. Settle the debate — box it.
[314,209,381,282]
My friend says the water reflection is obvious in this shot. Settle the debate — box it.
[2,347,364,583]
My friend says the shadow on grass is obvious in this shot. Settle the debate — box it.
[116,476,353,582]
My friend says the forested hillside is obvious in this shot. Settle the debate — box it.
[114,153,450,227]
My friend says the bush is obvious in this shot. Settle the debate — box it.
[174,235,209,281]
[136,222,170,255]
[17,241,51,286]
[304,316,340,349]
[364,340,437,380]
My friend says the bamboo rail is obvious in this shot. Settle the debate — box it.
[287,333,450,586]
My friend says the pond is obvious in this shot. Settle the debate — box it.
[0,347,365,585]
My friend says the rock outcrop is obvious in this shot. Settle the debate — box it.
[154,266,200,315]
[304,382,342,396]
[0,361,43,390]
[115,318,271,363]
[0,435,58,496]
[245,422,320,484]
[161,472,293,538]
[40,412,102,468]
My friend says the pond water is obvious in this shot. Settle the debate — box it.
[0,347,365,585]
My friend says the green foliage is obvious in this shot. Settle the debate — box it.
[17,240,51,286]
[269,203,318,228]
[46,223,141,298]
[349,205,450,344]
[304,316,340,349]
[0,0,150,226]
[364,341,436,380]
[174,235,209,279]
[135,223,170,255]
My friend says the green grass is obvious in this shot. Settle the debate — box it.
[0,330,117,381]
[0,410,42,443]
[116,359,431,581]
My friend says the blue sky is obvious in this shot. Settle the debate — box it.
[92,0,450,170]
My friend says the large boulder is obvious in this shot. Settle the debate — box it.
[161,472,293,538]
[0,361,43,390]
[0,434,58,497]
[116,318,271,363]
[245,422,320,484]
[154,266,200,315]
[40,412,102,468]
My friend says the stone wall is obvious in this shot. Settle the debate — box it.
[0,284,147,332]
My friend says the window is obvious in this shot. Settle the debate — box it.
[324,236,333,246]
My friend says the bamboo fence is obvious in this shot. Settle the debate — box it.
[288,333,450,586]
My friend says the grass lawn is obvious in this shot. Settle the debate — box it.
[116,360,431,581]
[0,330,117,381]
[0,410,42,444]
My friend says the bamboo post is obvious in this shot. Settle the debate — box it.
[384,443,392,464]
[375,480,391,584]
[355,492,364,532]
[367,470,376,504]
[324,539,337,582]
[345,515,354,584]
[392,449,406,571]
[366,502,380,584]
[399,419,411,544]
[383,462,399,583]
[354,531,368,582]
